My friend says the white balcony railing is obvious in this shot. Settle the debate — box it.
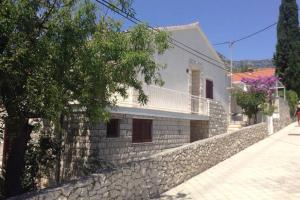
[117,84,209,116]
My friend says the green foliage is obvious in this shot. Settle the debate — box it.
[261,103,276,116]
[21,132,61,192]
[234,90,266,123]
[232,66,255,73]
[274,0,300,95]
[286,90,299,116]
[0,168,5,200]
[0,0,169,196]
[284,42,300,95]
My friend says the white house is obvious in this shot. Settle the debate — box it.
[60,22,230,180]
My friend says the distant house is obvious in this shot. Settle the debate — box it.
[232,67,275,83]
[231,67,285,122]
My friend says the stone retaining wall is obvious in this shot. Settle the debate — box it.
[61,113,190,181]
[62,100,226,181]
[15,122,269,200]
[274,97,293,132]
[209,100,228,137]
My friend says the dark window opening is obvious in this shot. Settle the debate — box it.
[206,79,214,99]
[132,119,152,143]
[106,119,120,138]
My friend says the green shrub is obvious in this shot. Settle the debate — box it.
[234,90,266,124]
[286,90,298,117]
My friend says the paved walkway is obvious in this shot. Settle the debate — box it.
[158,123,300,200]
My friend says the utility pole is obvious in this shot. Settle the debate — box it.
[228,41,234,123]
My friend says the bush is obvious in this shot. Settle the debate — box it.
[286,90,298,117]
[234,90,266,124]
[22,132,61,193]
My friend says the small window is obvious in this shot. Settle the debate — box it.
[106,119,120,138]
[132,119,152,143]
[206,79,213,99]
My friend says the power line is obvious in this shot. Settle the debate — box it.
[213,22,277,46]
[98,0,229,71]
[99,0,226,66]
[234,22,277,44]
[95,0,229,72]
[214,41,231,46]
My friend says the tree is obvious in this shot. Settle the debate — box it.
[235,76,278,124]
[286,90,299,116]
[0,0,169,197]
[234,90,266,124]
[284,41,300,95]
[274,0,300,93]
[241,76,278,104]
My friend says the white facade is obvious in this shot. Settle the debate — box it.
[117,22,230,118]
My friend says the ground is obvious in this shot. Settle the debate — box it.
[157,122,300,200]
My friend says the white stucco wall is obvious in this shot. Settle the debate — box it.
[155,23,230,114]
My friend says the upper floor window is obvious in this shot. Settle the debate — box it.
[106,119,120,138]
[206,79,213,99]
[132,119,152,143]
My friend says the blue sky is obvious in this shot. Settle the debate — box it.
[108,0,300,61]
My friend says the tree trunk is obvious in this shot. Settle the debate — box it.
[54,114,64,185]
[4,116,33,198]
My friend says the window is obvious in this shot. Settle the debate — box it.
[132,119,152,143]
[106,119,120,138]
[206,79,213,99]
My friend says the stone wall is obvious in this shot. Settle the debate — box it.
[190,120,209,142]
[61,113,190,181]
[274,97,293,132]
[208,100,228,136]
[61,100,228,181]
[0,142,2,168]
[15,122,269,200]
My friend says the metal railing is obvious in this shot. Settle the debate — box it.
[117,84,209,116]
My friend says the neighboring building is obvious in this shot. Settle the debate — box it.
[231,67,285,122]
[232,67,276,84]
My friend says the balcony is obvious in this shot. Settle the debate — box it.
[117,84,210,116]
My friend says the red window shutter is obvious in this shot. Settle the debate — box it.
[206,80,213,99]
[106,119,120,138]
[132,119,152,143]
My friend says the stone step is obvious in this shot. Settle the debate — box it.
[227,121,246,133]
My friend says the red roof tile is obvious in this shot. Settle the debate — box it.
[232,67,275,83]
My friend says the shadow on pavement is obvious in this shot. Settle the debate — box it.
[154,192,192,200]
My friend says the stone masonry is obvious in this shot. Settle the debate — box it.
[208,100,228,137]
[61,99,227,181]
[61,113,190,181]
[54,99,230,181]
[14,122,278,200]
[274,97,293,132]
[190,120,209,142]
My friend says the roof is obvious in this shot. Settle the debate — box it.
[157,22,200,31]
[232,68,275,83]
[158,22,225,67]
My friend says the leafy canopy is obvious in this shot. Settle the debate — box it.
[274,0,300,95]
[0,0,169,197]
[234,90,266,122]
[286,90,299,116]
[241,76,278,103]
[0,0,169,124]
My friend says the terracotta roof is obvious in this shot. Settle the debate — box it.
[232,67,275,83]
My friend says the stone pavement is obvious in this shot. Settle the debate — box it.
[157,122,300,200]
